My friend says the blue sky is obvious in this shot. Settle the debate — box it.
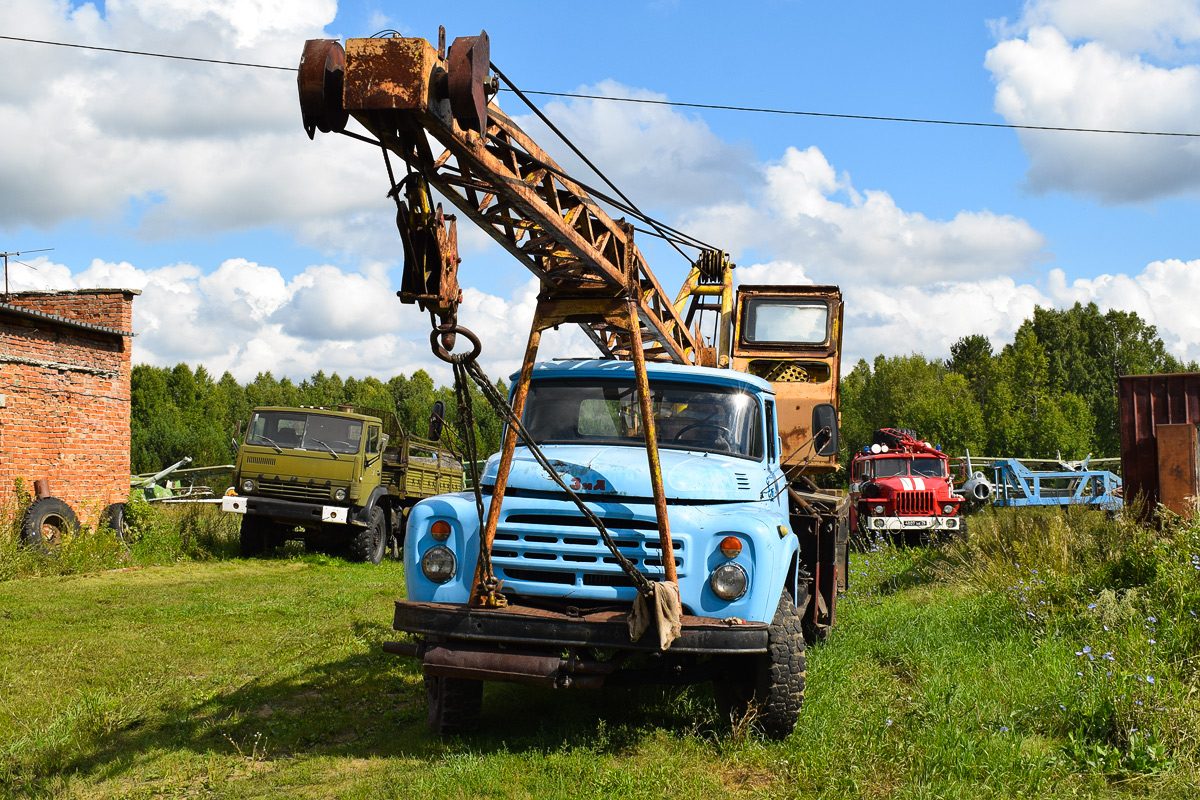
[3,0,1200,382]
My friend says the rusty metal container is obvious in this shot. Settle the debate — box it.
[1118,373,1200,516]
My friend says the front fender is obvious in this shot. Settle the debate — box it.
[404,493,481,603]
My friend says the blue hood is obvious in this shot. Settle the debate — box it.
[480,444,764,501]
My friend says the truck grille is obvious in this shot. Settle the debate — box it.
[895,490,935,515]
[492,511,685,595]
[255,478,332,502]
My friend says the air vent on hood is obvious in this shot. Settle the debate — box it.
[734,472,751,490]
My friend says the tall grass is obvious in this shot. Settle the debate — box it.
[937,505,1200,775]
[0,487,240,581]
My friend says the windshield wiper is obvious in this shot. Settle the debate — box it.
[311,439,340,459]
[255,436,284,454]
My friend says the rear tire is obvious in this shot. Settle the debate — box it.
[348,507,386,564]
[713,590,807,739]
[21,497,78,549]
[425,672,483,736]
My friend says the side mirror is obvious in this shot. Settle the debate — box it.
[427,400,446,441]
[812,403,839,457]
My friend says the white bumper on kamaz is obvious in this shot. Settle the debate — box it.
[221,495,353,524]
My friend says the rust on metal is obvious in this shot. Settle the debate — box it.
[447,32,490,135]
[1119,372,1200,517]
[469,322,542,608]
[297,39,348,139]
[1155,423,1200,516]
[319,32,700,366]
[343,37,442,113]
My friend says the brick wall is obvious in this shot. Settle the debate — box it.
[0,290,137,521]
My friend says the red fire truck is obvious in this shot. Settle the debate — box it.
[849,428,964,545]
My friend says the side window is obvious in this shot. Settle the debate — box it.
[764,400,776,462]
[366,426,381,454]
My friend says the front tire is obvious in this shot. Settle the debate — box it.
[425,672,483,736]
[347,507,386,564]
[713,590,807,739]
[239,515,270,557]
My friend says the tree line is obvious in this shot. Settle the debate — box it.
[840,302,1192,463]
[131,301,1190,475]
[130,366,505,474]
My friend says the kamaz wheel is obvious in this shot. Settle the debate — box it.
[712,590,807,739]
[20,497,79,549]
[239,515,270,557]
[348,507,386,564]
[425,672,483,736]
[101,502,132,544]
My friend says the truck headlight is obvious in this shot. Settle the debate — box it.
[942,503,954,514]
[709,563,747,600]
[421,546,456,583]
[333,488,347,502]
[241,479,255,494]
[872,504,885,515]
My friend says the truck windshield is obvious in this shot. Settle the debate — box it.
[523,378,764,460]
[246,411,364,455]
[743,298,829,345]
[873,457,946,478]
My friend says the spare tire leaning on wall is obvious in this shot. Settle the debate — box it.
[21,497,80,549]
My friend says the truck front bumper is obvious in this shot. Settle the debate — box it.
[393,600,767,653]
[863,515,961,533]
[221,494,357,525]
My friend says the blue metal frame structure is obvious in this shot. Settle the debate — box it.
[990,458,1123,510]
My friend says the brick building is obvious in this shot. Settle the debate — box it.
[0,289,138,520]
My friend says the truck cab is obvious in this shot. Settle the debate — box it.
[222,405,462,562]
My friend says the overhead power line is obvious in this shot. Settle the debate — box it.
[0,34,297,71]
[501,88,1200,139]
[4,34,1200,138]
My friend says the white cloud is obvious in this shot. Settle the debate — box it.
[0,0,391,237]
[1006,0,1200,59]
[684,146,1046,285]
[6,254,593,384]
[1045,259,1200,361]
[987,15,1200,202]
[509,80,758,215]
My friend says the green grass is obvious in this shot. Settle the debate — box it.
[1,505,1198,798]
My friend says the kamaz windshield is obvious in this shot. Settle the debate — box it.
[246,410,364,455]
[522,378,764,460]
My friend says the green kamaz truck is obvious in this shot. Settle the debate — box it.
[222,405,463,563]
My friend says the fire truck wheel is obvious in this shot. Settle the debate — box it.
[239,515,271,557]
[21,497,79,549]
[101,502,133,544]
[712,590,807,739]
[425,672,483,736]
[348,507,386,564]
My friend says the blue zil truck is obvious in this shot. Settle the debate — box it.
[296,30,849,738]
[390,358,845,738]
